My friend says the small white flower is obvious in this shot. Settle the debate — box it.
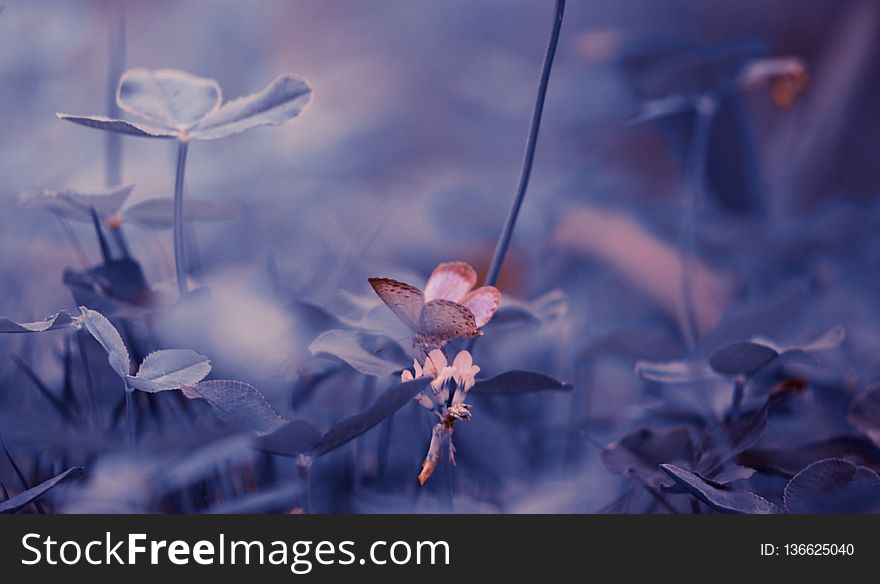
[451,350,480,393]
[411,349,480,485]
[400,358,424,383]
[423,349,447,378]
[447,402,472,421]
[414,392,435,411]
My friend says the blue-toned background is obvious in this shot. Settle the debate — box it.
[1,0,879,513]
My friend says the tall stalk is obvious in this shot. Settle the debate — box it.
[124,383,135,445]
[105,2,125,188]
[106,2,131,257]
[76,330,100,427]
[173,139,191,296]
[680,96,717,354]
[484,0,565,287]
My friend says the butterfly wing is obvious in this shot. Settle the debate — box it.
[419,299,481,342]
[368,277,424,332]
[424,261,477,302]
[461,286,501,328]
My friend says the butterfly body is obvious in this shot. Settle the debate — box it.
[369,262,500,351]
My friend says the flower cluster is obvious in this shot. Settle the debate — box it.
[401,349,480,485]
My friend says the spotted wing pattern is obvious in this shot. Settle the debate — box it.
[419,298,481,343]
[424,261,477,303]
[368,277,424,332]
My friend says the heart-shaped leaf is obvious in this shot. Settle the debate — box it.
[309,329,404,376]
[314,377,431,456]
[79,306,130,379]
[661,464,780,514]
[0,466,85,514]
[117,68,221,129]
[709,340,778,376]
[783,458,880,513]
[848,383,880,449]
[258,419,323,457]
[191,74,311,140]
[470,370,572,395]
[19,184,134,222]
[182,380,286,436]
[56,113,177,138]
[0,311,76,334]
[127,349,211,393]
[123,197,243,230]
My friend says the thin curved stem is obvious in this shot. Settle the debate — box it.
[680,95,717,354]
[105,3,132,258]
[76,330,99,428]
[173,140,190,296]
[125,383,135,445]
[105,1,125,188]
[484,0,565,287]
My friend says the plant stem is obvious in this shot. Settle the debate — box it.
[730,375,745,421]
[173,139,190,296]
[125,384,135,446]
[54,212,90,267]
[76,330,100,427]
[297,457,313,513]
[440,450,454,513]
[484,0,565,288]
[90,207,112,263]
[104,1,125,188]
[105,2,133,258]
[461,0,565,371]
[680,95,717,354]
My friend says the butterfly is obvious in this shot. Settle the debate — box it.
[369,261,501,351]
